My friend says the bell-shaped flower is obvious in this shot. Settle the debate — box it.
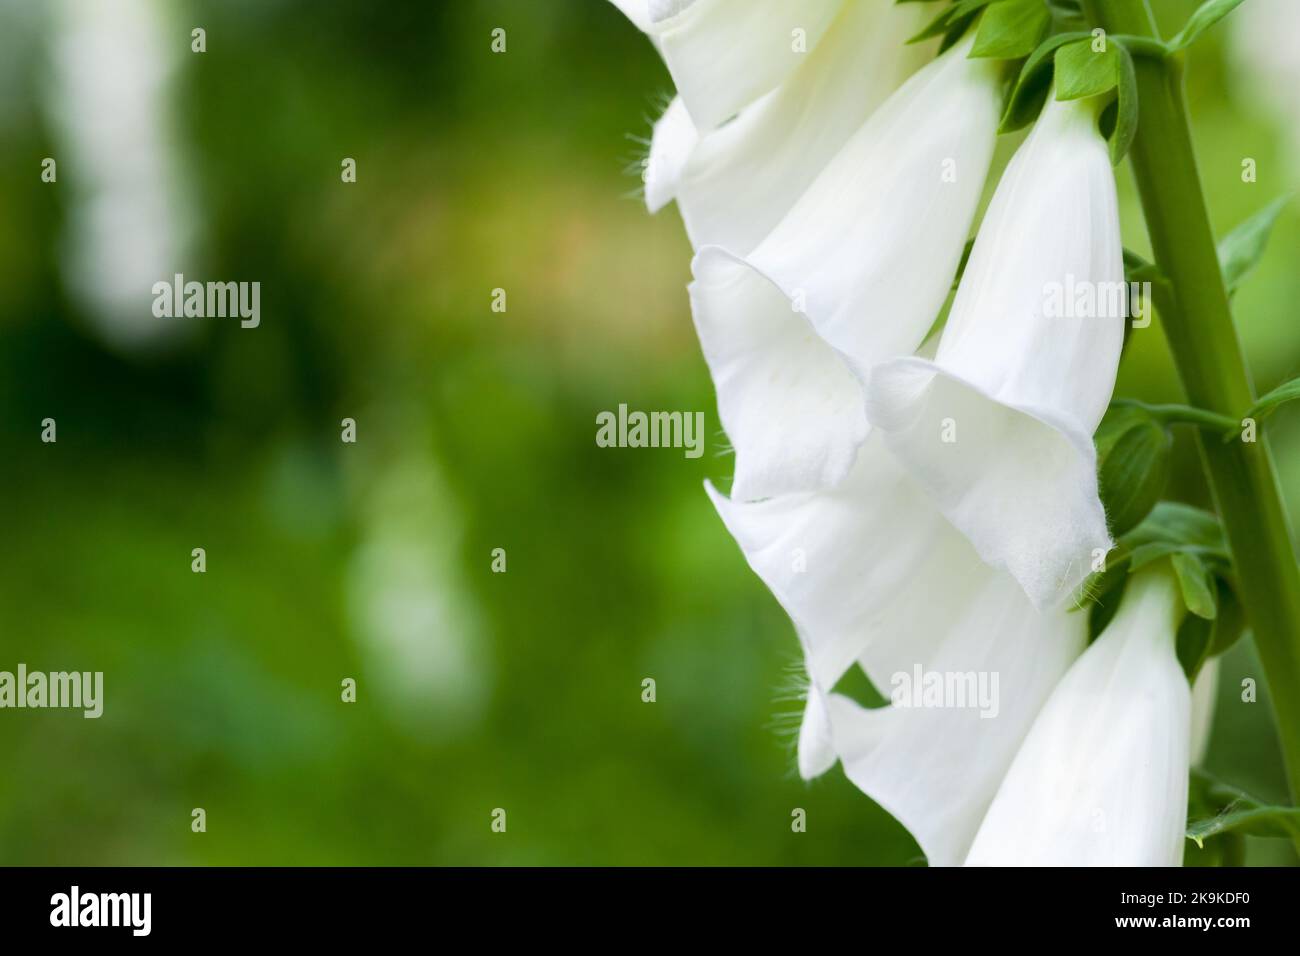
[964,564,1191,866]
[707,434,984,698]
[708,434,1086,864]
[691,36,1002,501]
[655,0,924,251]
[866,92,1124,608]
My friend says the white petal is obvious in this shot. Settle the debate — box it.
[827,573,1085,867]
[705,435,982,693]
[673,0,926,252]
[649,0,697,20]
[692,249,868,500]
[867,358,1111,608]
[644,96,699,213]
[652,0,845,130]
[691,37,1001,499]
[1190,657,1219,766]
[868,93,1124,606]
[965,565,1191,866]
[797,681,836,780]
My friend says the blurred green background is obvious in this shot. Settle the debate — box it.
[0,0,1295,865]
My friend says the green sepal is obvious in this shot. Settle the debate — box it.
[908,0,991,44]
[998,31,1089,132]
[1108,42,1138,164]
[1172,551,1217,620]
[1053,37,1118,100]
[970,0,1051,59]
[1186,769,1300,848]
[1094,405,1172,538]
[1175,609,1214,680]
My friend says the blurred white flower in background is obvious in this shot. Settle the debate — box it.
[345,413,490,737]
[1230,0,1300,181]
[46,0,196,351]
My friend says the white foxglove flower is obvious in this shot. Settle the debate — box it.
[825,572,1084,867]
[708,433,1085,865]
[964,565,1191,866]
[656,0,924,251]
[867,92,1124,607]
[706,434,985,702]
[647,0,846,131]
[691,36,1001,501]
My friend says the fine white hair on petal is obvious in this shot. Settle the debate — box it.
[964,565,1191,866]
[690,36,1002,500]
[644,96,699,213]
[867,91,1124,608]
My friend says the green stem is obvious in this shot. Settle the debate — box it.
[1084,0,1300,807]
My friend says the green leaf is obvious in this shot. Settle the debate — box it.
[999,31,1089,132]
[1167,0,1247,54]
[1218,195,1289,296]
[1187,804,1300,848]
[1109,43,1138,164]
[1054,37,1118,101]
[1247,376,1300,424]
[1094,406,1171,537]
[970,0,1051,59]
[1172,551,1217,620]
